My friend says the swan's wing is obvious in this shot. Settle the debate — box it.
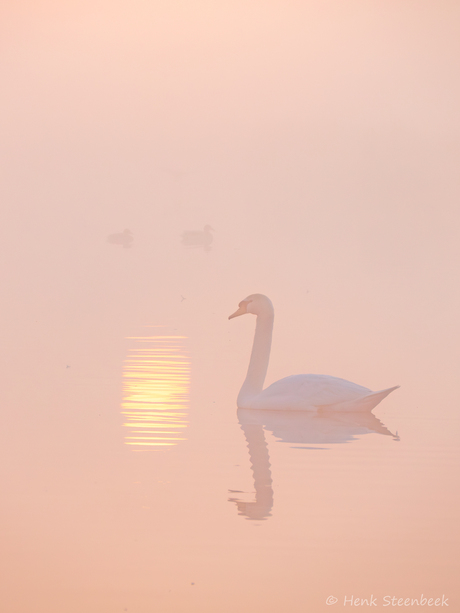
[318,386,400,412]
[256,374,372,410]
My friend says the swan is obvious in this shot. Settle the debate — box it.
[229,294,399,412]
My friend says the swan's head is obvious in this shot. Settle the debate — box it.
[228,294,274,319]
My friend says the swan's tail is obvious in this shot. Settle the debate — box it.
[318,386,400,413]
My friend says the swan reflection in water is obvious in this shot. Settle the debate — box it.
[229,409,399,521]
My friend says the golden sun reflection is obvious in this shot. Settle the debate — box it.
[122,333,190,448]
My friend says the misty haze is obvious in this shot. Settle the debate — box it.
[1,1,459,612]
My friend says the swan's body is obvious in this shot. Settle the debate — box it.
[181,225,214,248]
[229,294,398,412]
[107,228,133,248]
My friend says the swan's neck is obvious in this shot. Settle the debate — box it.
[238,311,273,402]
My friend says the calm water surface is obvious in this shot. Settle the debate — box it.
[1,297,458,613]
[2,3,460,609]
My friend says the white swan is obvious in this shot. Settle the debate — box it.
[229,294,399,412]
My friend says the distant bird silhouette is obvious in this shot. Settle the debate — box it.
[107,229,133,248]
[181,225,214,250]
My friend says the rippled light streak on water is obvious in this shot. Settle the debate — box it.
[122,334,190,448]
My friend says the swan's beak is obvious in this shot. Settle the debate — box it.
[228,303,248,319]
